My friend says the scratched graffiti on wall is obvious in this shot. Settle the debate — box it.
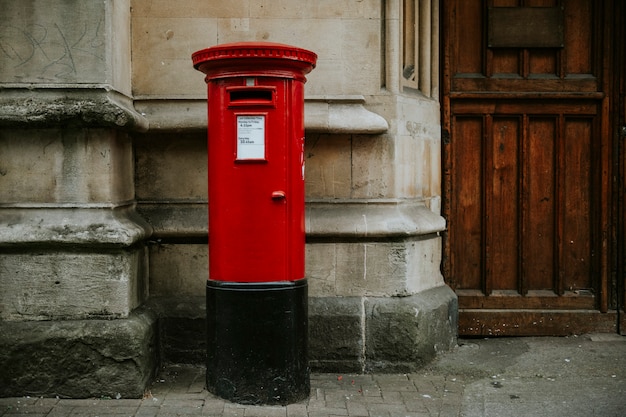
[0,1,107,84]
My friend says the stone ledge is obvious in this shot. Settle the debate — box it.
[306,200,446,240]
[137,200,445,241]
[305,95,389,134]
[0,87,148,131]
[0,205,152,248]
[133,96,388,134]
[137,202,207,239]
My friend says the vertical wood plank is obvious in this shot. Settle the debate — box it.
[451,116,485,291]
[488,117,520,291]
[564,0,593,75]
[561,118,593,292]
[455,0,484,75]
[525,117,557,291]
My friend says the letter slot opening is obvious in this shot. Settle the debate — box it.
[228,87,276,106]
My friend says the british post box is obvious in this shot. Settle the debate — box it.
[192,42,316,405]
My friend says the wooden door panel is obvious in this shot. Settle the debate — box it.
[449,117,483,290]
[449,117,483,291]
[449,105,600,303]
[487,116,520,293]
[450,0,598,93]
[524,117,557,292]
[561,118,595,293]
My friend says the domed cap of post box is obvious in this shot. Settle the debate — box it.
[192,42,317,82]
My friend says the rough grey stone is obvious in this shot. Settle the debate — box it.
[0,206,152,248]
[365,285,458,372]
[0,309,158,398]
[0,0,108,84]
[0,89,148,131]
[140,292,458,374]
[0,247,149,321]
[144,297,207,365]
[309,297,364,372]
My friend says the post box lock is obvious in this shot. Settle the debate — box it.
[271,190,286,200]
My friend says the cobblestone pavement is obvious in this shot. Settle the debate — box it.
[1,335,625,416]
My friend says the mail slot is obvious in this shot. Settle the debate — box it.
[192,42,316,405]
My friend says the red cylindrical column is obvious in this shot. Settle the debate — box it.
[192,42,316,405]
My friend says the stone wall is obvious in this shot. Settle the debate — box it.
[0,0,457,397]
[131,0,456,373]
[0,0,155,398]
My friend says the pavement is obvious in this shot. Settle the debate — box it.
[1,334,625,417]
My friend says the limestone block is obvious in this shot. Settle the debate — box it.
[332,240,436,297]
[0,309,157,398]
[134,132,207,201]
[351,134,394,198]
[148,244,208,297]
[337,18,382,90]
[393,94,442,199]
[131,17,218,98]
[130,0,383,97]
[395,133,434,198]
[306,59,345,95]
[0,128,134,204]
[138,203,207,238]
[304,134,352,199]
[0,0,131,94]
[307,239,444,298]
[111,0,133,94]
[365,285,458,372]
[404,236,446,294]
[251,0,380,19]
[0,249,147,321]
[131,0,250,18]
[306,244,337,296]
[144,296,206,364]
[309,297,363,372]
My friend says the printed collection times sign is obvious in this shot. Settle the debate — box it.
[236,115,265,160]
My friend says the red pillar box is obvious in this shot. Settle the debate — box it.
[192,42,316,405]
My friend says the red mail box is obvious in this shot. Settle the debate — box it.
[193,42,316,283]
[192,42,316,405]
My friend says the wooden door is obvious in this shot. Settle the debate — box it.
[442,0,621,335]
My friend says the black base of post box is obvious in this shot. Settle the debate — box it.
[206,279,309,405]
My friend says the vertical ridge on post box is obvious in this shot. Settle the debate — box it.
[192,42,316,406]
